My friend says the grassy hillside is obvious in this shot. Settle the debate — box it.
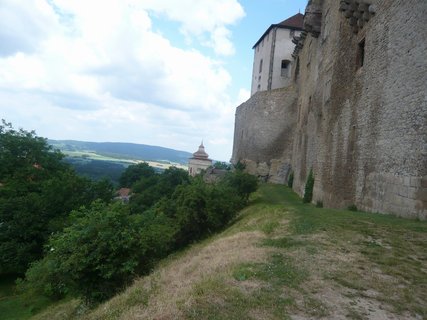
[29,184,427,319]
[48,140,192,165]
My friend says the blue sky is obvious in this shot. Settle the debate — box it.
[0,0,307,161]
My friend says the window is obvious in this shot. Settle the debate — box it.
[289,30,295,38]
[259,59,263,73]
[281,59,290,77]
[257,84,261,91]
[357,38,365,68]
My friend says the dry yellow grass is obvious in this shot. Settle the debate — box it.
[86,231,268,320]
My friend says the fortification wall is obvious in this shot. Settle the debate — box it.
[231,86,297,183]
[232,0,427,219]
[291,0,427,219]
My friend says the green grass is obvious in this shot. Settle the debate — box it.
[0,276,53,320]
[233,253,307,287]
[187,184,427,319]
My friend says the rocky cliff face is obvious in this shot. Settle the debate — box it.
[232,0,427,219]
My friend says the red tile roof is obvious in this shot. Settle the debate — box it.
[253,13,304,49]
[278,13,304,29]
[117,188,131,197]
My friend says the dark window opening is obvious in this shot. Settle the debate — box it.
[281,59,291,77]
[357,38,365,68]
[259,59,263,73]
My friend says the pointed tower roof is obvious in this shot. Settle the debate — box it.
[191,141,210,160]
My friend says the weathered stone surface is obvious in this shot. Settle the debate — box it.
[231,85,297,165]
[232,0,427,219]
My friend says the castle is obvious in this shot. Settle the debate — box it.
[232,0,426,219]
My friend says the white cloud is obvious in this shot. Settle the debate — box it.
[237,88,250,105]
[0,0,245,160]
[139,0,245,56]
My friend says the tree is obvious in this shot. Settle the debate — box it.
[213,161,231,170]
[0,121,113,275]
[129,167,189,214]
[119,162,155,188]
[222,170,258,203]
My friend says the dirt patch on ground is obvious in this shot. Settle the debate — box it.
[285,231,424,320]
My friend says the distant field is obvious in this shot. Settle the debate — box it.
[62,150,188,171]
[49,139,192,165]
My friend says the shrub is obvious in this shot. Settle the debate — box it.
[23,201,150,303]
[287,171,294,188]
[316,201,323,208]
[303,169,314,203]
[348,204,358,211]
[222,170,258,203]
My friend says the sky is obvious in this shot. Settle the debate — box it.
[0,0,307,161]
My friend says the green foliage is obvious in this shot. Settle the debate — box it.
[119,162,155,187]
[20,156,258,305]
[316,201,323,208]
[303,169,314,204]
[348,204,358,211]
[65,158,126,185]
[213,161,230,170]
[287,171,294,188]
[233,161,246,171]
[35,202,149,302]
[222,170,258,203]
[0,121,114,275]
[233,254,307,288]
[129,167,190,213]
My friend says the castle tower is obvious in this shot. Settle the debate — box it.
[251,13,304,96]
[188,141,212,177]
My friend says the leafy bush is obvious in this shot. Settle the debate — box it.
[303,169,314,204]
[33,202,148,302]
[287,171,294,188]
[20,165,258,305]
[213,161,231,170]
[222,170,258,203]
[348,204,358,212]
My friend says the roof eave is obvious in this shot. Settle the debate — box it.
[252,24,304,49]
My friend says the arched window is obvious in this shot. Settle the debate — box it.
[259,59,263,73]
[281,59,291,77]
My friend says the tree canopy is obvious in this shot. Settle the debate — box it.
[0,121,113,274]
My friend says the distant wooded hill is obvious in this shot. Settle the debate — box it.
[48,140,192,165]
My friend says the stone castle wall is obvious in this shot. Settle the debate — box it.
[232,85,297,183]
[232,0,427,219]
